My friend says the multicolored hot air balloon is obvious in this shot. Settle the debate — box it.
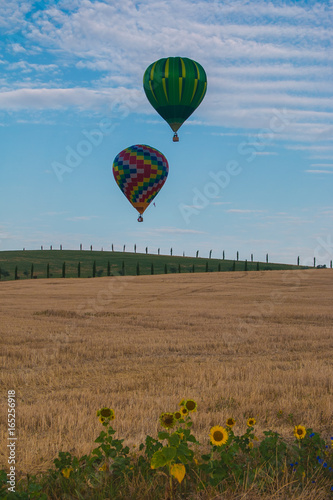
[143,57,207,142]
[112,145,169,222]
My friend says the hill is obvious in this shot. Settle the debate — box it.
[0,249,305,281]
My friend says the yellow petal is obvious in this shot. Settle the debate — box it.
[170,463,186,484]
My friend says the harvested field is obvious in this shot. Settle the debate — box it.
[0,269,332,475]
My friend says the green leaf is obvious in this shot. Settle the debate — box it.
[151,450,168,469]
[158,432,170,440]
[162,446,177,462]
[169,434,180,447]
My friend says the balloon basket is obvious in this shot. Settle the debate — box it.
[173,133,179,142]
[137,215,143,222]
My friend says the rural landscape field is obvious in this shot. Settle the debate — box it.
[1,269,332,498]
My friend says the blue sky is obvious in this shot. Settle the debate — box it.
[0,0,332,265]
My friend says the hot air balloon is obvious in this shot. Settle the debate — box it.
[112,144,169,222]
[143,57,207,142]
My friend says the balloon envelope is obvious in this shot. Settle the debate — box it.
[143,57,207,135]
[112,144,169,216]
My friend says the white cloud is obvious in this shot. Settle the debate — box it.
[145,227,206,235]
[305,170,333,174]
[227,209,264,214]
[66,215,99,221]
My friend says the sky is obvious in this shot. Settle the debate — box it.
[0,0,332,266]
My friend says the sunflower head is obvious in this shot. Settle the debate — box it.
[247,418,256,427]
[61,467,73,478]
[209,425,228,446]
[159,412,176,429]
[97,407,115,424]
[180,406,189,417]
[294,425,306,440]
[226,417,236,428]
[184,399,197,412]
[174,411,182,420]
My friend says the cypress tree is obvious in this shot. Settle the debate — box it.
[134,244,136,253]
[170,248,173,256]
[15,266,18,280]
[47,263,50,278]
[78,262,81,278]
[107,261,111,276]
[158,248,160,255]
[266,253,269,263]
[30,263,34,279]
[122,260,125,275]
[62,262,66,278]
[245,259,248,271]
[146,247,148,254]
[196,250,199,258]
[192,264,195,273]
[251,253,253,262]
[313,257,316,267]
[232,261,236,271]
[297,256,300,266]
[205,261,209,272]
[209,250,212,259]
[93,261,96,277]
[223,250,225,260]
[236,251,239,261]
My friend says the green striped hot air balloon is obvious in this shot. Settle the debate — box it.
[143,57,207,142]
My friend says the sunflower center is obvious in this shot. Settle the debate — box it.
[186,401,196,410]
[297,429,303,435]
[165,416,173,424]
[101,409,112,417]
[213,431,223,442]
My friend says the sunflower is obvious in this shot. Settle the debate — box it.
[61,467,73,478]
[226,417,236,428]
[247,418,256,427]
[174,411,182,420]
[180,406,189,417]
[179,399,185,406]
[99,407,115,419]
[184,399,197,412]
[294,425,306,440]
[248,442,254,449]
[159,412,176,429]
[99,463,108,471]
[209,426,228,446]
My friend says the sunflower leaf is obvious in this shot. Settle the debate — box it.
[170,463,186,484]
[162,446,177,462]
[151,450,168,469]
[158,432,170,440]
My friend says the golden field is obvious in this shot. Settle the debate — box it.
[0,269,332,475]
